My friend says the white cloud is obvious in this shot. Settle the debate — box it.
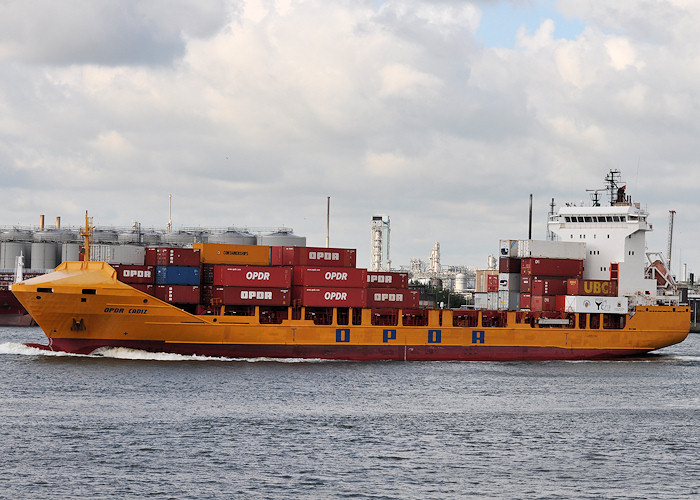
[378,63,443,98]
[605,37,642,71]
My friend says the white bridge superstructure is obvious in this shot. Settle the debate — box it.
[547,170,670,306]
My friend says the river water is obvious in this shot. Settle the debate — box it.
[1,326,698,499]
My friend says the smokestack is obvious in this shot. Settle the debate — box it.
[55,216,61,229]
[39,215,45,231]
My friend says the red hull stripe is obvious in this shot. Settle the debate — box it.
[42,338,650,361]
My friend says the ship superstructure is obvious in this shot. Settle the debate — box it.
[548,170,662,305]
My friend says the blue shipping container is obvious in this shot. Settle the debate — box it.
[155,266,201,285]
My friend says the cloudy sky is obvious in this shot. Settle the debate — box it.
[1,0,699,274]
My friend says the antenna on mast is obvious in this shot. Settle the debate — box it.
[167,194,173,233]
[604,169,628,205]
[547,198,556,241]
[585,188,604,206]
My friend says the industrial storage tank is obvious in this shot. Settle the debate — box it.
[141,232,162,245]
[1,228,33,242]
[92,230,119,243]
[487,254,498,270]
[30,242,58,269]
[33,229,77,243]
[161,231,195,246]
[117,231,140,244]
[208,230,257,246]
[61,243,81,263]
[257,231,306,247]
[454,273,468,292]
[1,241,31,268]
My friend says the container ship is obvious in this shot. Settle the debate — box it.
[11,171,690,360]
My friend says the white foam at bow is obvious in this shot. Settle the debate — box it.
[0,342,83,357]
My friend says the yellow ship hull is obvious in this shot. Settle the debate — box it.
[11,262,690,361]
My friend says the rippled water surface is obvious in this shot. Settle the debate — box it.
[1,327,699,499]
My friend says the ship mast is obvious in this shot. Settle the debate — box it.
[80,211,94,262]
[667,210,676,275]
[604,169,628,206]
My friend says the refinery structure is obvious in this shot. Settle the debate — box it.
[370,214,477,295]
[0,215,305,272]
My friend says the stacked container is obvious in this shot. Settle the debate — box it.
[201,265,292,306]
[497,256,521,311]
[473,269,499,310]
[193,242,270,266]
[112,264,155,295]
[272,246,356,268]
[472,240,590,312]
[520,257,584,312]
[281,247,362,308]
[365,271,417,309]
[147,247,201,305]
[90,244,145,265]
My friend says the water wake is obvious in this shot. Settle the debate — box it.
[0,342,82,357]
[0,342,337,363]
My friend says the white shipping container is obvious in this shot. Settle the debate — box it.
[91,244,146,265]
[474,292,488,310]
[517,240,586,260]
[564,296,628,314]
[499,239,519,258]
[498,273,521,292]
[487,292,499,310]
[497,291,520,311]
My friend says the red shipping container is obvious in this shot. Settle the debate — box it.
[130,283,155,295]
[566,279,618,297]
[366,288,419,308]
[144,247,155,266]
[366,271,409,289]
[155,285,200,304]
[520,276,532,293]
[555,295,566,311]
[112,265,155,284]
[487,275,499,292]
[521,258,583,277]
[202,286,290,306]
[147,247,201,267]
[269,246,283,266]
[520,293,531,310]
[271,246,357,268]
[292,287,366,307]
[499,257,521,273]
[532,278,568,296]
[293,267,367,288]
[530,295,557,312]
[206,265,292,287]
